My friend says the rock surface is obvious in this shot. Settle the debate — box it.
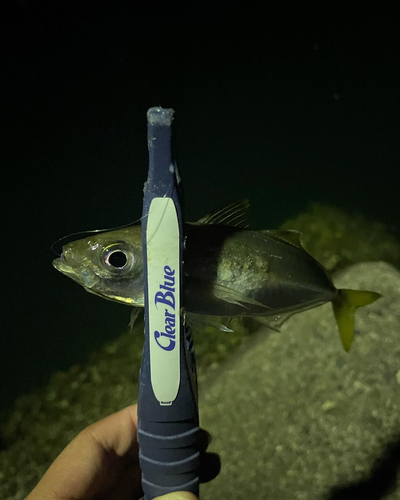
[1,261,399,499]
[199,261,400,499]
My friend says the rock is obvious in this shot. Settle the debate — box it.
[1,262,399,500]
[199,262,400,500]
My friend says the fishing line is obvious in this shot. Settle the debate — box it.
[48,3,179,256]
[46,5,180,255]
[50,217,144,256]
[51,180,177,255]
[144,181,178,248]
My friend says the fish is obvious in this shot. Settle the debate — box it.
[52,200,381,351]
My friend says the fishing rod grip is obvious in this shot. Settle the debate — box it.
[138,107,200,500]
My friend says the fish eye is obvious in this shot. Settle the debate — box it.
[106,250,127,269]
[101,243,134,274]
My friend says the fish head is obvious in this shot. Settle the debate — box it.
[52,226,144,306]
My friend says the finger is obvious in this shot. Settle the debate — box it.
[153,492,199,500]
[26,405,139,500]
[88,403,139,457]
[198,428,212,453]
[199,452,221,483]
[95,459,143,500]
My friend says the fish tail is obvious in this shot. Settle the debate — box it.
[332,289,381,352]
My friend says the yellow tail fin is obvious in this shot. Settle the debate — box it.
[332,289,381,351]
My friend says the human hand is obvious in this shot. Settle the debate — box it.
[25,404,219,500]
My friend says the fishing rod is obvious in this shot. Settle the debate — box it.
[138,107,200,499]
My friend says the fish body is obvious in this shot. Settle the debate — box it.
[53,201,380,350]
[183,223,337,317]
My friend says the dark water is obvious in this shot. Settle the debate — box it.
[1,2,399,410]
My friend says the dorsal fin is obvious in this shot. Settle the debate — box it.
[260,229,303,249]
[197,199,250,228]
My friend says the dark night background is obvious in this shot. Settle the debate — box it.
[1,1,399,411]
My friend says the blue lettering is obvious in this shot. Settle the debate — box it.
[154,330,176,351]
[153,266,178,352]
[165,324,175,335]
[164,266,175,276]
[155,290,175,310]
[165,316,175,329]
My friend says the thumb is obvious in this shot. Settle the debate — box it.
[154,492,199,500]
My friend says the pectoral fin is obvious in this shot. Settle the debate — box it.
[332,289,381,351]
[211,282,271,310]
[253,312,296,332]
[185,276,271,316]
[129,306,143,332]
[185,313,234,333]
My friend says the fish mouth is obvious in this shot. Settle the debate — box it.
[52,257,100,289]
[52,257,75,277]
[82,285,138,305]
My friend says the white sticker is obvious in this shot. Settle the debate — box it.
[147,197,180,404]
